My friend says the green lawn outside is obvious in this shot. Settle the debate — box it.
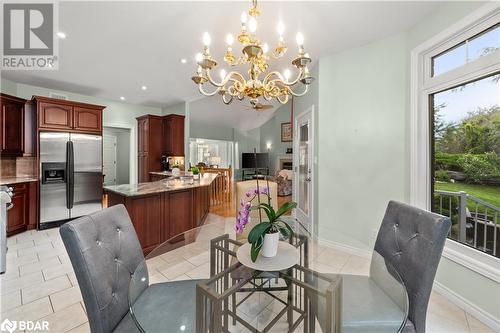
[434,182,500,209]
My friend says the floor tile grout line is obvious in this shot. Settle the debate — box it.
[464,311,473,333]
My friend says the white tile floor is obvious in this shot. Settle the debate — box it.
[0,213,495,333]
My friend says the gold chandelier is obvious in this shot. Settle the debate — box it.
[191,0,314,110]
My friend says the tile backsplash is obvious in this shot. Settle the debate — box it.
[0,156,37,178]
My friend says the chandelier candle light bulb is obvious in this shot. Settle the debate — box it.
[241,12,248,29]
[220,69,227,81]
[283,69,291,81]
[248,17,258,33]
[277,21,285,36]
[203,32,211,47]
[262,43,269,54]
[226,34,234,46]
[191,0,314,109]
[296,32,304,47]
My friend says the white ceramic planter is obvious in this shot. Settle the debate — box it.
[171,167,181,177]
[261,232,280,257]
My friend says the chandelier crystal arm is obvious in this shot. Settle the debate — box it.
[288,83,309,97]
[263,68,304,87]
[198,83,220,97]
[206,69,246,88]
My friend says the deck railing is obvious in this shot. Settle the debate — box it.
[434,190,499,257]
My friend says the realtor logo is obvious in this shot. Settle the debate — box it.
[0,319,16,333]
[0,319,49,332]
[2,2,58,69]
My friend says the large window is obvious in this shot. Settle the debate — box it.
[412,4,500,281]
[188,138,234,169]
[430,73,499,257]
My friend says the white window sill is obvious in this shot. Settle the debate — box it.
[442,239,500,283]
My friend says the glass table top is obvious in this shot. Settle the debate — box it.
[129,219,408,332]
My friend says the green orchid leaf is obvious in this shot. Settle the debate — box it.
[277,219,294,238]
[255,203,275,222]
[251,235,264,262]
[248,222,271,243]
[278,226,290,238]
[275,201,297,219]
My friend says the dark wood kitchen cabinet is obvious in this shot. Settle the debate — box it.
[137,114,185,182]
[106,183,211,255]
[137,115,164,182]
[6,181,38,236]
[165,190,193,238]
[163,114,185,156]
[0,93,26,156]
[33,96,105,134]
[23,101,37,156]
[73,107,102,132]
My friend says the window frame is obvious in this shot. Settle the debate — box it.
[410,3,500,282]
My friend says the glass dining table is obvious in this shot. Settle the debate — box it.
[128,219,408,333]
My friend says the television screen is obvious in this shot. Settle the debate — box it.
[242,153,269,169]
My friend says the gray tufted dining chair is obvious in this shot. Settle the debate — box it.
[60,204,201,333]
[373,200,451,333]
[315,201,451,333]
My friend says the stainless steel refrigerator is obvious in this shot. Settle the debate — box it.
[39,132,103,228]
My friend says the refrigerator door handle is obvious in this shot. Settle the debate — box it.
[66,141,74,209]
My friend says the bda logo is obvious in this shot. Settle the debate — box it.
[0,319,17,333]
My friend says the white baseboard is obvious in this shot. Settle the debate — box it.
[433,281,500,331]
[318,237,372,259]
[318,238,499,331]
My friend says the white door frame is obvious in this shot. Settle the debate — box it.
[293,105,315,235]
[103,134,117,185]
[103,123,134,184]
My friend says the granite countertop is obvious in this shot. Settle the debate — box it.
[0,177,38,185]
[104,173,217,197]
[149,171,190,177]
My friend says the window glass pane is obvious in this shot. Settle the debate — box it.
[188,138,233,168]
[432,24,500,77]
[468,24,500,61]
[431,73,500,257]
[432,43,466,76]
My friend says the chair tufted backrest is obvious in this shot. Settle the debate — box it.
[60,204,147,333]
[373,201,451,333]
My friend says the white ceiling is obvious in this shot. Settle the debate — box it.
[2,1,447,129]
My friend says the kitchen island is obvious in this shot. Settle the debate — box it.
[104,174,217,254]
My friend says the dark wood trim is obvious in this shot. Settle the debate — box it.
[0,93,26,104]
[32,95,105,110]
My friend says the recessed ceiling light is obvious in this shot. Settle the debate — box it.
[120,96,125,101]
[141,85,147,91]
[180,58,187,64]
[56,31,66,39]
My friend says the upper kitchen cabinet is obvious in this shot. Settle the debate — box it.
[73,107,102,132]
[163,114,185,156]
[33,96,105,134]
[0,93,26,156]
[137,115,164,182]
